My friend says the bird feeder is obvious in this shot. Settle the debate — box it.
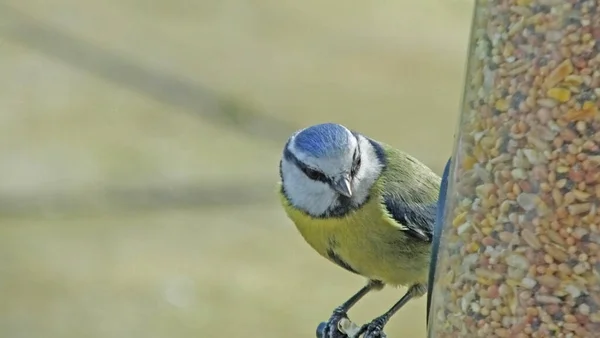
[428,0,600,336]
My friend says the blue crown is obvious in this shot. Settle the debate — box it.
[293,123,351,158]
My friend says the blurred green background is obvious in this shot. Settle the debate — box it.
[0,0,472,337]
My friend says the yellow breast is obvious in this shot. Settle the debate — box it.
[279,190,430,287]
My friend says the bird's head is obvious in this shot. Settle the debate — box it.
[279,123,384,217]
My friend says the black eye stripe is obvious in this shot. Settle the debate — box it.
[350,145,361,176]
[283,146,330,183]
[301,166,328,182]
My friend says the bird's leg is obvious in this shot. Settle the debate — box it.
[357,283,427,338]
[317,280,384,338]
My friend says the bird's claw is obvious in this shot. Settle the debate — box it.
[316,309,350,338]
[357,317,387,338]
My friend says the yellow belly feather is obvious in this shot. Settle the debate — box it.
[280,191,429,287]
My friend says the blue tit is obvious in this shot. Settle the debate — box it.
[277,123,441,338]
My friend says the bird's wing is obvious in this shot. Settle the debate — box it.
[382,194,436,243]
[371,142,440,243]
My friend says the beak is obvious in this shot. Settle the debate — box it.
[332,175,353,197]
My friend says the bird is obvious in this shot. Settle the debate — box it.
[277,122,441,338]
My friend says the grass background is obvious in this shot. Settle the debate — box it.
[0,0,473,337]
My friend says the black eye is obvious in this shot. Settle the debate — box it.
[304,167,325,181]
[351,154,361,176]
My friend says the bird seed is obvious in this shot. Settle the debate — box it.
[429,0,600,337]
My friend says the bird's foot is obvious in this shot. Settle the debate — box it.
[316,308,351,338]
[357,316,387,338]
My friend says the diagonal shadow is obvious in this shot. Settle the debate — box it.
[0,179,279,217]
[0,4,295,214]
[0,4,299,144]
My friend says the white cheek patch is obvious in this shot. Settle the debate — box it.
[281,159,338,216]
[348,137,384,205]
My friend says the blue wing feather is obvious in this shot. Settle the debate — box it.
[383,194,436,243]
